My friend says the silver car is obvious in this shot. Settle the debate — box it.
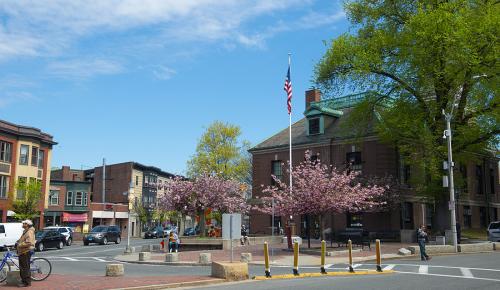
[487,221,500,242]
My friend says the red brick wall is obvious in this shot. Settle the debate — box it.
[92,162,133,204]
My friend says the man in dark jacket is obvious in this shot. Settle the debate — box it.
[417,225,431,261]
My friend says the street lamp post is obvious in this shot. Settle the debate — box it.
[442,74,486,253]
[125,180,134,254]
[443,110,458,253]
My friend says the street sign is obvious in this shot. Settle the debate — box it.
[222,213,241,240]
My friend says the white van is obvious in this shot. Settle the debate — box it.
[0,223,24,248]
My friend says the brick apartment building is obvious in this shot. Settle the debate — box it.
[249,90,499,241]
[47,166,91,233]
[0,119,56,228]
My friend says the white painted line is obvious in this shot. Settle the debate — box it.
[419,265,428,274]
[93,257,107,262]
[460,268,473,278]
[363,263,500,272]
[396,271,500,283]
[352,264,362,269]
[63,257,78,261]
[383,264,395,271]
[324,264,333,269]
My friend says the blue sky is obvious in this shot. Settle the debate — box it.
[0,0,350,175]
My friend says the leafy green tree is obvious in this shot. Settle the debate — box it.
[10,179,43,221]
[132,199,149,231]
[187,121,251,182]
[315,0,499,199]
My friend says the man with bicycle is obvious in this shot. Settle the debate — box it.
[16,220,35,287]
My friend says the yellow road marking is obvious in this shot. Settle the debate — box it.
[253,270,395,280]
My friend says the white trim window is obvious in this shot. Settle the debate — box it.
[83,192,88,206]
[49,190,59,205]
[19,145,29,165]
[67,191,73,205]
[75,191,83,206]
[0,141,12,162]
[0,175,8,198]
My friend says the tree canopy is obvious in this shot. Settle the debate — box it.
[187,121,251,182]
[315,0,499,197]
[10,179,43,221]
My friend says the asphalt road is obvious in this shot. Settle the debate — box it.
[20,239,500,289]
[192,252,500,290]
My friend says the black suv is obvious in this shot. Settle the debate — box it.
[83,225,121,245]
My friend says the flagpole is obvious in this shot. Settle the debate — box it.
[288,53,292,196]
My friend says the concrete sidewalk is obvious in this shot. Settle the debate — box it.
[0,274,223,290]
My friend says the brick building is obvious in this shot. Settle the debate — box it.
[0,119,56,228]
[47,166,91,233]
[249,90,499,241]
[85,162,175,237]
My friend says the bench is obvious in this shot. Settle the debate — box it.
[333,229,371,250]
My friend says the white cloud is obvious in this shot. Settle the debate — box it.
[0,0,330,62]
[0,91,38,108]
[47,58,123,79]
[152,65,177,80]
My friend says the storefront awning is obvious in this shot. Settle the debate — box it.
[63,212,88,222]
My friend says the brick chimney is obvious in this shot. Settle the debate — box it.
[305,89,321,110]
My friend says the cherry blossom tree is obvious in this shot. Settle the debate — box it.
[256,151,391,241]
[159,174,248,237]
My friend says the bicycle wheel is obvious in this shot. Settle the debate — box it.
[30,258,51,281]
[0,262,11,282]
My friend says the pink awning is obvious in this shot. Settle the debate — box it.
[62,212,88,222]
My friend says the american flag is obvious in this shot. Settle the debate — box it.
[284,64,292,114]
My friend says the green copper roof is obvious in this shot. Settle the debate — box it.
[305,92,371,117]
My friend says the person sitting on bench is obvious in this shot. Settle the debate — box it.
[168,231,179,253]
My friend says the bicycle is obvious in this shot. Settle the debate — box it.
[0,246,52,282]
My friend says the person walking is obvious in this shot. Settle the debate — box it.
[16,220,35,287]
[240,225,249,245]
[417,225,431,261]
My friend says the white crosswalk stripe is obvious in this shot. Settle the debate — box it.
[418,265,428,274]
[460,268,473,278]
[383,264,395,271]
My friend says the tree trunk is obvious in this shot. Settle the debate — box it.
[199,209,206,237]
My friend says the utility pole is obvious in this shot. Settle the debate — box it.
[101,158,106,226]
[443,110,458,253]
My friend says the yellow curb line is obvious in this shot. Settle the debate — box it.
[253,270,395,280]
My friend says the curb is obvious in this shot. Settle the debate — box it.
[114,258,211,266]
[110,278,225,290]
[253,270,395,280]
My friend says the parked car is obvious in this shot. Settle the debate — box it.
[43,226,74,246]
[163,225,177,236]
[35,230,65,251]
[83,225,121,245]
[0,223,23,249]
[144,226,165,239]
[183,225,200,236]
[487,221,500,242]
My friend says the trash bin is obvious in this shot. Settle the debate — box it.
[435,236,445,245]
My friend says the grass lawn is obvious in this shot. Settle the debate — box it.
[461,228,488,240]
